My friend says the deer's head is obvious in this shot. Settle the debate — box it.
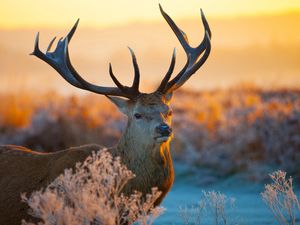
[108,92,173,146]
[30,5,211,146]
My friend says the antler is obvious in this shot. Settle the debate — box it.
[31,5,211,99]
[156,4,211,94]
[31,19,141,99]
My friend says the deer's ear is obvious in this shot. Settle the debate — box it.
[106,96,130,115]
[163,92,173,104]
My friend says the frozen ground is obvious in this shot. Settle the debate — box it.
[155,164,300,225]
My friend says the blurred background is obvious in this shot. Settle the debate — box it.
[1,0,300,92]
[1,1,300,224]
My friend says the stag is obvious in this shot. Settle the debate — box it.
[0,5,211,225]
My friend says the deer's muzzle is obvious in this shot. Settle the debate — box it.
[156,123,172,137]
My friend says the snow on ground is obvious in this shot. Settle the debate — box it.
[155,164,300,225]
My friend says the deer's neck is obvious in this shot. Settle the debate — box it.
[115,124,174,205]
[116,127,171,166]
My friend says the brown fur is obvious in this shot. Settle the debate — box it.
[0,93,174,225]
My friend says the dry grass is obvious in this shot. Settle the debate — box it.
[261,170,300,225]
[178,191,236,225]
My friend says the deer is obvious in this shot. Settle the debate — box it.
[0,4,211,225]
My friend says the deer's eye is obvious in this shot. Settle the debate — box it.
[134,113,142,119]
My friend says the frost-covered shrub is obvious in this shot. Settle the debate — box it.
[178,191,236,225]
[21,149,164,225]
[261,170,300,225]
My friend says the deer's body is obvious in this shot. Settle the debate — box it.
[0,94,175,225]
[0,143,173,225]
[0,5,211,225]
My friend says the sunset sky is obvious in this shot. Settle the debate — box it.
[1,0,300,29]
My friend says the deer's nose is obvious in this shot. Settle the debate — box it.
[156,123,172,136]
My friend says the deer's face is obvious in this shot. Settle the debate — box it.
[108,92,173,145]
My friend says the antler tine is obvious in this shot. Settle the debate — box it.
[109,63,125,90]
[165,53,191,91]
[30,32,43,57]
[159,5,212,94]
[156,48,176,93]
[65,18,80,42]
[31,20,143,99]
[108,48,141,97]
[128,47,140,93]
[159,4,190,53]
[191,9,211,60]
[46,36,57,52]
[200,9,211,38]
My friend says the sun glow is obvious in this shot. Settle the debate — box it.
[1,0,300,29]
